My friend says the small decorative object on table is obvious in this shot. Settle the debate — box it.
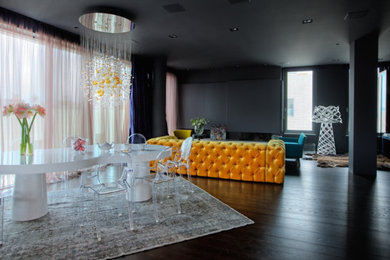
[72,137,87,152]
[190,117,209,136]
[98,142,113,152]
[2,102,46,155]
[210,124,227,140]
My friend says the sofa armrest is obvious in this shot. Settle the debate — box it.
[283,142,304,158]
[266,139,285,184]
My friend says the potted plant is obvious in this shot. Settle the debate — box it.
[190,117,209,135]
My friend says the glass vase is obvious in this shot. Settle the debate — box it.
[194,125,204,135]
[20,124,33,156]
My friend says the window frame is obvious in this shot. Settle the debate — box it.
[282,67,317,135]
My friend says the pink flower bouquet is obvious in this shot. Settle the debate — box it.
[3,102,46,155]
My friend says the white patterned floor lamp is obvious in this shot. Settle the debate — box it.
[312,105,342,155]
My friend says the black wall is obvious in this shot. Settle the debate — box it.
[315,65,349,154]
[177,64,350,153]
[177,66,283,137]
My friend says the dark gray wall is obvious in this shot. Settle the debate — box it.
[178,66,282,135]
[316,65,349,154]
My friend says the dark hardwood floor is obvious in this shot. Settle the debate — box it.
[121,160,390,260]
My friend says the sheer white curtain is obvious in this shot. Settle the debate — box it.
[166,72,178,135]
[0,18,130,184]
[0,21,87,151]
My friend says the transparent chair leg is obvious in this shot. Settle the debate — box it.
[78,185,89,228]
[127,200,134,231]
[94,193,102,241]
[95,167,105,187]
[166,181,172,198]
[129,177,136,230]
[173,177,182,214]
[166,168,173,198]
[0,198,4,246]
[63,172,69,195]
[186,164,193,193]
[152,182,159,223]
[157,185,164,204]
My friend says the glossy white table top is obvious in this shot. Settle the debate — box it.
[0,144,170,175]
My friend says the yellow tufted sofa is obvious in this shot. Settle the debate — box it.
[147,136,285,184]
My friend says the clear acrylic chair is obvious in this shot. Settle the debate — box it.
[83,168,129,241]
[128,133,147,151]
[0,175,14,246]
[165,137,194,192]
[122,147,181,230]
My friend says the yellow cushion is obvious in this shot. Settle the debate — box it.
[173,129,192,139]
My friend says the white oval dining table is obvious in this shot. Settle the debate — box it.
[0,144,171,221]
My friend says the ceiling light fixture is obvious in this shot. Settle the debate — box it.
[302,18,313,24]
[79,12,135,33]
[229,27,239,32]
[79,11,134,106]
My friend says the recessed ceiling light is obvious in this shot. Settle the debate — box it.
[229,27,239,32]
[302,18,313,24]
[336,43,340,46]
[168,34,178,38]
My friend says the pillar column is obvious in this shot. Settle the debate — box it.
[348,31,378,177]
[152,56,167,137]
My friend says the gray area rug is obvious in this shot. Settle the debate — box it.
[0,178,253,259]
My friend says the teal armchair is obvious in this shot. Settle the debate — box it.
[279,133,306,167]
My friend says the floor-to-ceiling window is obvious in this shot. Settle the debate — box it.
[285,70,313,132]
[378,69,387,133]
[0,16,130,153]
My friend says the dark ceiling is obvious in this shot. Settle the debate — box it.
[0,0,389,70]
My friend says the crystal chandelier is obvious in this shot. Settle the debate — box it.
[79,12,134,106]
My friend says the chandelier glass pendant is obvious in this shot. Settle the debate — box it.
[79,12,134,106]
